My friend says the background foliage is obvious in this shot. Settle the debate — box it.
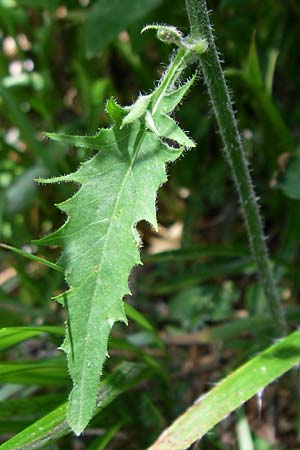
[0,0,300,448]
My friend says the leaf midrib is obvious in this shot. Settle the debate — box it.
[73,126,147,427]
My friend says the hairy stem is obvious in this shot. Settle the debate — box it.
[152,47,190,113]
[132,47,190,161]
[185,0,287,336]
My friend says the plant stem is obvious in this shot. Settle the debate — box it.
[185,0,287,336]
[131,47,190,165]
[152,47,189,114]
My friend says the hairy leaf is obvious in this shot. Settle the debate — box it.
[36,68,195,434]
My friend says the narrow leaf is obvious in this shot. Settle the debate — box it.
[0,358,67,386]
[124,303,154,332]
[0,243,63,272]
[0,326,63,351]
[0,362,147,450]
[244,34,264,89]
[0,394,64,419]
[85,422,124,450]
[148,330,300,449]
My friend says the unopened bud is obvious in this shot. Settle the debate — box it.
[142,24,183,47]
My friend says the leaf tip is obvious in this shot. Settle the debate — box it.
[70,422,84,437]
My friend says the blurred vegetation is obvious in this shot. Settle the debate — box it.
[0,0,300,449]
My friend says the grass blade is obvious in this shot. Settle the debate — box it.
[0,326,63,351]
[0,243,63,272]
[0,362,148,450]
[149,330,300,449]
[0,358,67,386]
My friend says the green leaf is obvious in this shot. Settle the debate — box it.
[244,33,264,89]
[86,422,124,450]
[236,409,255,450]
[40,113,180,433]
[0,358,67,386]
[0,394,64,419]
[124,303,164,350]
[227,40,294,153]
[148,330,300,449]
[0,326,63,351]
[145,75,197,148]
[159,73,197,114]
[36,52,195,434]
[265,48,279,97]
[124,303,154,333]
[121,94,152,127]
[84,0,162,57]
[147,113,195,148]
[0,362,148,450]
[0,243,63,273]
